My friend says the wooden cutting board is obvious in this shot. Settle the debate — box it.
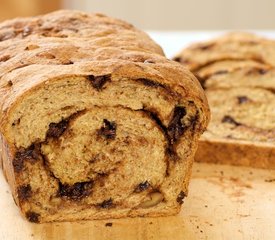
[1,162,275,240]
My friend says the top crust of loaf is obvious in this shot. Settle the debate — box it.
[174,31,275,71]
[0,10,210,142]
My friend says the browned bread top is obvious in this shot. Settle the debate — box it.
[174,32,275,71]
[0,10,163,55]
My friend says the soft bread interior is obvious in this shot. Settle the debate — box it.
[6,76,178,148]
[3,75,202,222]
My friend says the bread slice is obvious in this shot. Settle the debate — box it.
[0,10,209,223]
[174,32,275,169]
[197,86,275,168]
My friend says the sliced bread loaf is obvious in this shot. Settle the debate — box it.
[0,10,209,223]
[174,32,275,169]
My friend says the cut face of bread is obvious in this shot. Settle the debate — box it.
[0,10,209,223]
[174,32,275,169]
[204,87,275,142]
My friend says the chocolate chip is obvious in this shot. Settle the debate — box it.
[246,68,268,75]
[88,75,111,90]
[46,119,69,138]
[98,119,117,140]
[58,181,93,200]
[26,211,40,223]
[173,57,181,62]
[197,43,215,50]
[62,60,74,65]
[13,155,24,173]
[137,78,165,88]
[99,198,113,209]
[134,181,150,193]
[237,96,250,104]
[177,191,186,204]
[13,144,41,172]
[18,184,32,201]
[46,111,85,139]
[221,115,241,126]
[167,107,187,143]
[8,80,13,87]
[105,222,113,227]
[213,70,229,75]
[258,69,268,75]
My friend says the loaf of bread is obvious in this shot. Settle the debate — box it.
[0,10,209,223]
[174,32,275,169]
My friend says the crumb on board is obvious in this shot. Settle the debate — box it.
[105,222,113,227]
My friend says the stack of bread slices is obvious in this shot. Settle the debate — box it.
[174,32,275,168]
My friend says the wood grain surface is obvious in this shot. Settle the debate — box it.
[0,162,275,240]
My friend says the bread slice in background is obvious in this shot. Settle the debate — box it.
[174,32,275,169]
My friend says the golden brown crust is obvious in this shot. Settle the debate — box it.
[196,138,275,169]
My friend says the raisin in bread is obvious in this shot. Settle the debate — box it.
[174,32,275,169]
[0,10,210,223]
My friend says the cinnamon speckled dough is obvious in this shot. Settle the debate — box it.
[175,32,275,169]
[0,10,209,223]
